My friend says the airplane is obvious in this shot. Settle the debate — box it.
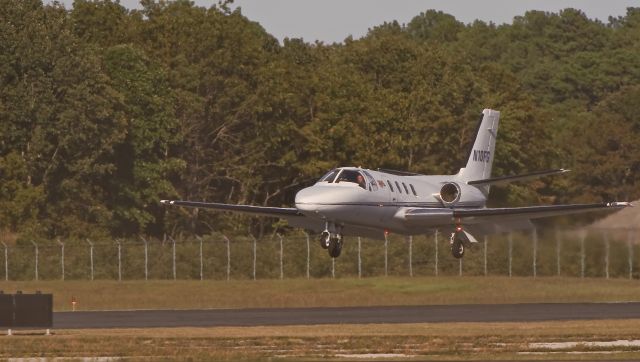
[161,109,631,259]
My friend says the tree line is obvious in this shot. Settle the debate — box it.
[1,0,639,242]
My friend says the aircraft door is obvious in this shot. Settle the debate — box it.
[363,171,392,222]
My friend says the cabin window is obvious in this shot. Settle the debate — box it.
[387,180,394,192]
[335,169,367,189]
[395,181,402,193]
[402,182,409,194]
[410,184,418,196]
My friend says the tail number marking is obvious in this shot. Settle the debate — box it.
[473,150,491,163]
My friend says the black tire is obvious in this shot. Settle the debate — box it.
[451,238,464,259]
[328,237,342,258]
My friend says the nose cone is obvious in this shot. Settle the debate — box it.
[295,186,321,214]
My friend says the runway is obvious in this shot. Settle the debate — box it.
[53,302,640,329]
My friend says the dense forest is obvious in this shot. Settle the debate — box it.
[1,0,639,241]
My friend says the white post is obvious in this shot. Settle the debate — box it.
[85,239,94,281]
[532,228,538,278]
[116,240,122,282]
[31,241,38,281]
[168,236,176,280]
[384,232,388,277]
[581,230,586,278]
[604,231,610,279]
[357,237,362,279]
[1,241,7,281]
[508,233,513,277]
[223,235,230,281]
[331,257,335,279]
[197,236,203,281]
[250,234,257,280]
[140,237,148,281]
[628,230,634,280]
[434,230,439,277]
[57,239,65,281]
[408,236,413,277]
[305,233,310,279]
[277,234,283,280]
[556,229,561,276]
[483,235,488,276]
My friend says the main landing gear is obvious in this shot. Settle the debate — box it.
[320,231,343,258]
[450,232,465,259]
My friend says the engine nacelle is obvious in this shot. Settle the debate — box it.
[440,182,461,204]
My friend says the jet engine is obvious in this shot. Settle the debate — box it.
[440,182,461,204]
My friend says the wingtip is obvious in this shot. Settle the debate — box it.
[607,201,633,207]
[160,199,174,205]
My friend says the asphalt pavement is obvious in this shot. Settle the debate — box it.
[53,302,640,329]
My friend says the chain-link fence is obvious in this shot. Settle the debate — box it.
[0,228,638,281]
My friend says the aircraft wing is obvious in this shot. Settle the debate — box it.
[453,202,631,223]
[160,200,302,218]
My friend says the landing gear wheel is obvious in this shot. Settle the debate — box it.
[319,231,330,249]
[451,237,464,259]
[328,236,342,258]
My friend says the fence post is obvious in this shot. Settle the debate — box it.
[57,238,65,281]
[604,231,610,279]
[483,235,488,276]
[116,240,122,282]
[357,236,362,279]
[139,236,148,281]
[532,228,538,278]
[305,233,310,279]
[223,235,230,281]
[580,230,586,278]
[555,229,561,276]
[1,241,7,281]
[85,239,94,281]
[197,236,204,281]
[384,232,388,277]
[250,234,257,280]
[168,236,176,280]
[434,230,439,277]
[628,230,634,280]
[332,257,335,279]
[508,233,513,277]
[277,234,283,280]
[31,240,38,281]
[408,236,413,277]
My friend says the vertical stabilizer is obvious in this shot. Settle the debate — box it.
[457,109,500,195]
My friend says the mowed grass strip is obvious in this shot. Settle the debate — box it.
[0,276,639,311]
[3,320,640,360]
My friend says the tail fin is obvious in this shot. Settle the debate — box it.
[457,109,500,194]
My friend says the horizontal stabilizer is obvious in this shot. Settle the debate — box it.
[467,169,569,186]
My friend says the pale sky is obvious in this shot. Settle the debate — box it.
[56,0,639,43]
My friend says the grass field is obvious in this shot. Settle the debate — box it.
[3,320,640,360]
[0,276,639,311]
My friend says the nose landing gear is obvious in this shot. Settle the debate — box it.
[327,235,343,258]
[320,222,343,258]
[319,232,343,257]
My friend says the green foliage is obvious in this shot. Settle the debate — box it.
[0,1,639,239]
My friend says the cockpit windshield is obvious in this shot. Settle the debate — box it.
[335,169,366,189]
[317,168,369,190]
[317,169,339,183]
